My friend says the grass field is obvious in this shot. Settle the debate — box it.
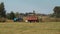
[0,22,60,34]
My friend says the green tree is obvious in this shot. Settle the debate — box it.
[0,2,6,18]
[53,6,60,18]
[9,11,16,19]
[15,12,20,17]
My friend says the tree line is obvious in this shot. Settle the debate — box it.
[0,2,60,20]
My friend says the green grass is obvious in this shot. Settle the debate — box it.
[0,22,60,34]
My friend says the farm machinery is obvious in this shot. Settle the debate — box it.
[25,14,40,22]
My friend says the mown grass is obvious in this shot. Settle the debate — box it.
[0,22,60,34]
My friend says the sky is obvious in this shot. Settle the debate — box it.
[0,0,60,14]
